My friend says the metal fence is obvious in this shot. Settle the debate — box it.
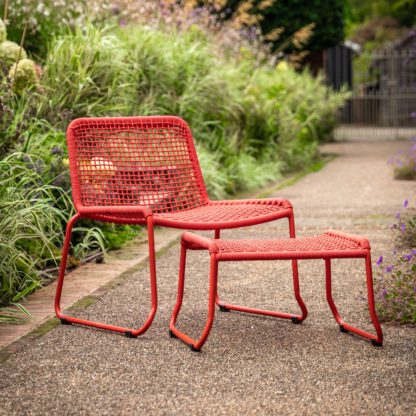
[333,49,416,140]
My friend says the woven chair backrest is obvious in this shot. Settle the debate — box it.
[66,116,208,213]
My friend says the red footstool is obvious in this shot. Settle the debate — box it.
[169,230,383,351]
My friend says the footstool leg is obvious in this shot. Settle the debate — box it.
[214,217,309,323]
[213,230,229,312]
[290,259,308,323]
[169,241,219,352]
[364,254,383,346]
[289,213,308,323]
[325,257,383,346]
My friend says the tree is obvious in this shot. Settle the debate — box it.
[227,0,346,51]
[348,0,416,27]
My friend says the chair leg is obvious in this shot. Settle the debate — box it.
[325,257,383,346]
[169,243,218,351]
[288,213,308,323]
[214,216,309,323]
[55,214,157,338]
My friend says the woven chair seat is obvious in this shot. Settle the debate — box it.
[154,199,291,229]
[81,199,292,229]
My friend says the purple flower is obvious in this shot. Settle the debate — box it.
[376,256,383,266]
[51,146,63,155]
[403,199,408,208]
[119,19,127,27]
[386,265,394,273]
[381,288,388,298]
[403,254,412,261]
[401,223,406,233]
[412,249,416,255]
[396,211,401,219]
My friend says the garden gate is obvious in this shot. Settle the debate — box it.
[327,47,416,140]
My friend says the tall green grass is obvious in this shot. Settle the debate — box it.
[0,23,347,316]
[34,24,347,196]
[37,26,133,126]
[0,154,69,321]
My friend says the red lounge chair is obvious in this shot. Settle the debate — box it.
[55,116,307,337]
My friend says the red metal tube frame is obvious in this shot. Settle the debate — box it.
[169,242,219,351]
[54,212,158,338]
[214,213,308,324]
[169,232,383,352]
[169,220,309,352]
[325,257,383,346]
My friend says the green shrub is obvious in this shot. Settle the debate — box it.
[36,24,346,195]
[389,138,416,181]
[9,58,38,95]
[375,252,416,324]
[0,154,69,321]
[0,0,111,56]
[241,67,347,170]
[0,74,36,158]
[37,25,132,127]
[375,201,416,324]
[1,22,347,315]
[0,40,27,68]
[0,19,6,43]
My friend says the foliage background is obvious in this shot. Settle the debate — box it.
[0,0,347,318]
[226,0,346,51]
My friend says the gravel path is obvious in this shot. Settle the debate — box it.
[1,140,415,415]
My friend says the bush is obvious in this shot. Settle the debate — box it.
[0,40,27,68]
[0,74,36,158]
[0,0,111,56]
[227,0,346,51]
[36,25,132,126]
[375,200,416,324]
[0,18,6,43]
[9,58,38,94]
[35,24,347,194]
[1,21,346,315]
[0,154,69,321]
[389,138,416,181]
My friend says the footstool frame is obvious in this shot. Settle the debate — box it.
[169,230,383,351]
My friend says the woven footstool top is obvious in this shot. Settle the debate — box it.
[183,230,371,261]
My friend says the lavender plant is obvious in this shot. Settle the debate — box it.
[375,199,416,324]
[388,136,416,180]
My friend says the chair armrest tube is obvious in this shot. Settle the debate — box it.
[78,205,153,218]
[182,232,219,253]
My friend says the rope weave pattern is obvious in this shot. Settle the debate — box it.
[67,117,294,229]
[68,117,207,213]
[156,200,288,223]
[211,232,370,256]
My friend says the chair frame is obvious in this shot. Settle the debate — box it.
[55,116,306,337]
